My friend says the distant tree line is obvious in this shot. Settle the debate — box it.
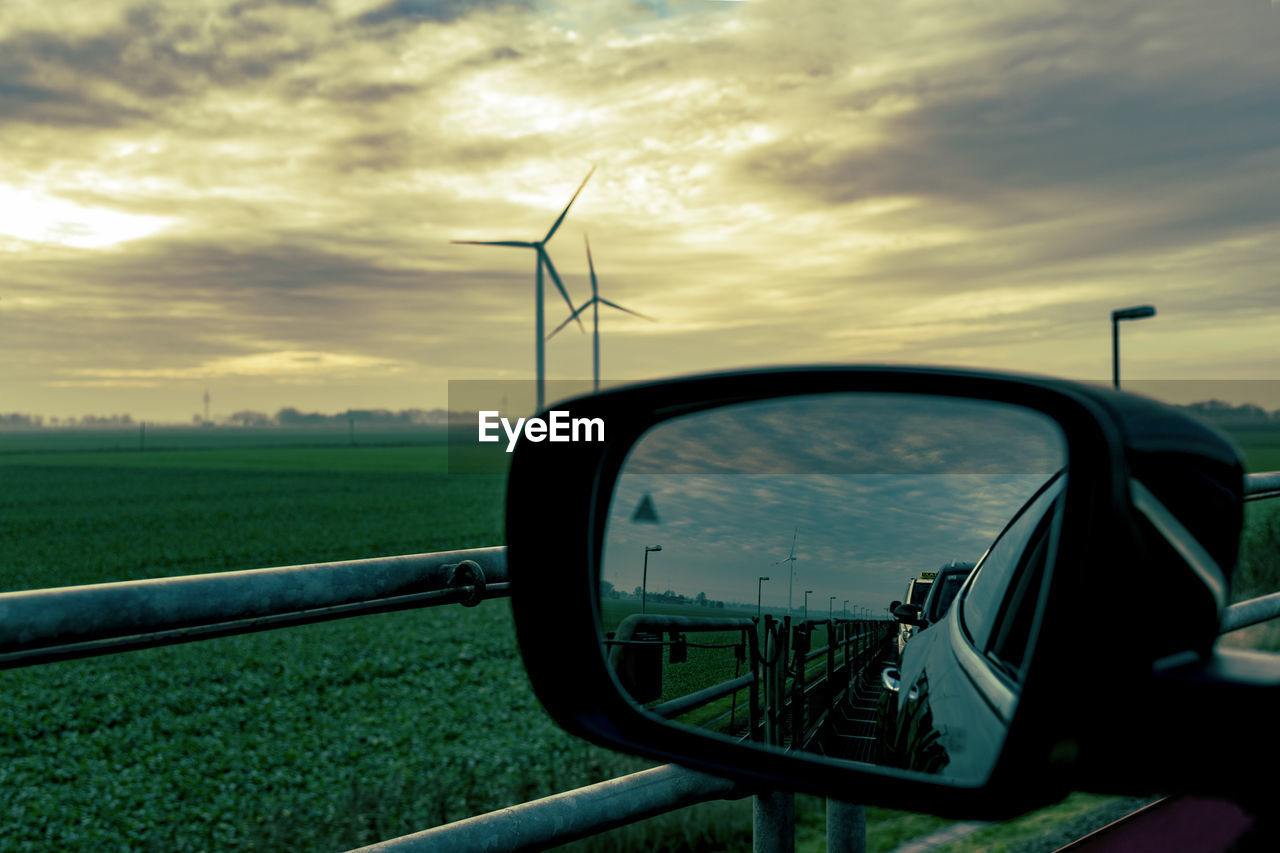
[9,400,1276,430]
[601,580,727,608]
[3,408,451,428]
[1178,401,1280,425]
[211,408,450,427]
[276,407,449,426]
[1,413,44,427]
[1,413,134,428]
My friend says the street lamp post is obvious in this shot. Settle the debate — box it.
[843,599,849,620]
[757,576,770,619]
[829,595,836,623]
[641,545,662,612]
[803,590,813,624]
[1111,305,1156,389]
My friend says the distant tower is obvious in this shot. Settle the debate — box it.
[204,389,210,424]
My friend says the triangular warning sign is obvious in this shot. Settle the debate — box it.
[631,493,660,524]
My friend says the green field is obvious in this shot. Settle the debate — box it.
[0,425,447,454]
[0,431,758,852]
[1220,426,1280,473]
[3,428,1279,851]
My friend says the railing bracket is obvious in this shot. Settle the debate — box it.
[445,560,487,607]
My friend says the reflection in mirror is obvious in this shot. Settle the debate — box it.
[600,393,1067,783]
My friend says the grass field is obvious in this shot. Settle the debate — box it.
[3,426,1279,851]
[0,431,766,851]
[1220,426,1280,473]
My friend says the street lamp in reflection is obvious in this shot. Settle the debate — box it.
[803,589,813,624]
[843,599,849,621]
[757,576,770,620]
[829,595,836,623]
[1111,305,1156,389]
[641,545,662,613]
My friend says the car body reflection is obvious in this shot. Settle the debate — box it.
[876,473,1065,776]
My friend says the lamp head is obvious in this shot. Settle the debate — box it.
[1112,305,1156,322]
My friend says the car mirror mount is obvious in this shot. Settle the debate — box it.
[892,603,922,625]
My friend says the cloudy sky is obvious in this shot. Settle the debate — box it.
[603,393,1066,607]
[3,0,1278,422]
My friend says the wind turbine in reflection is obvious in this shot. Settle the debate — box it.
[775,528,798,618]
[548,233,655,392]
[452,168,593,411]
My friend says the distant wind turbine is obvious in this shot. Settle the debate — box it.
[452,168,594,411]
[775,528,798,617]
[548,234,655,392]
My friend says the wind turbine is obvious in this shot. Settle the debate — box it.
[548,234,655,392]
[452,168,593,411]
[775,528,798,618]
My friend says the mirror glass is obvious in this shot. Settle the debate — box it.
[600,392,1067,783]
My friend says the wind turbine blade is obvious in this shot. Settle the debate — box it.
[584,233,599,298]
[451,240,537,248]
[599,298,656,322]
[540,250,586,332]
[548,301,593,339]
[543,166,596,244]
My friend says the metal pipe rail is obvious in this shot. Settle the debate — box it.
[606,614,758,667]
[804,644,831,664]
[0,546,508,669]
[1220,591,1280,634]
[653,672,756,719]
[608,614,762,737]
[1245,471,1280,502]
[351,763,743,853]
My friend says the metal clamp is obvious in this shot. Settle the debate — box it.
[445,560,486,607]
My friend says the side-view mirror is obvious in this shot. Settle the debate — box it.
[892,603,923,626]
[507,367,1253,817]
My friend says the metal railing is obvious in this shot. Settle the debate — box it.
[0,547,882,850]
[351,763,743,853]
[0,547,509,669]
[1245,471,1280,502]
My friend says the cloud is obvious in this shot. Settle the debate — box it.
[622,392,1066,476]
[60,349,404,385]
[0,4,323,118]
[602,470,1044,605]
[3,0,1278,421]
[354,0,531,28]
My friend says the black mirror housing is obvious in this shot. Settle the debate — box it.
[892,603,923,626]
[506,366,1244,817]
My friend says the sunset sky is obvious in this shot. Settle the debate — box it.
[3,0,1278,422]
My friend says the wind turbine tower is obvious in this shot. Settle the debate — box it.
[452,169,594,411]
[775,529,798,617]
[548,234,655,392]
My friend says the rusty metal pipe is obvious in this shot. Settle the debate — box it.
[0,546,506,666]
[351,764,741,852]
